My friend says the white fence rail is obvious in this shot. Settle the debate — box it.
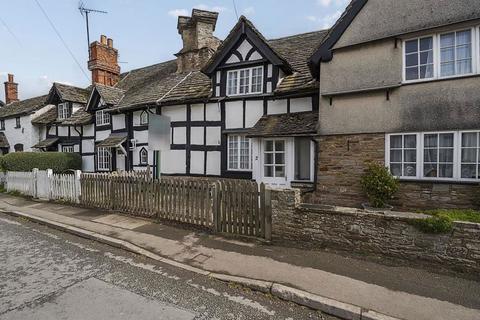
[6,169,81,203]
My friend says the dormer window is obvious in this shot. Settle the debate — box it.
[58,103,71,120]
[227,66,263,96]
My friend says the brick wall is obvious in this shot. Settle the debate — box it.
[309,133,480,210]
[272,189,480,273]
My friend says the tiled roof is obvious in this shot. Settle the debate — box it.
[94,84,125,105]
[247,111,318,137]
[97,133,127,148]
[52,82,90,104]
[32,137,59,149]
[0,95,47,119]
[31,107,57,125]
[268,30,328,94]
[61,107,93,125]
[0,132,9,148]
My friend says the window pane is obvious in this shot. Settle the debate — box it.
[275,141,285,151]
[419,51,433,64]
[390,150,402,162]
[405,67,419,80]
[461,164,477,179]
[424,163,437,177]
[404,164,417,177]
[441,62,455,77]
[390,164,402,176]
[265,153,274,165]
[424,134,438,147]
[264,166,273,177]
[275,166,285,178]
[404,135,417,148]
[440,33,455,47]
[424,149,437,162]
[295,137,311,181]
[462,133,477,147]
[275,153,285,165]
[456,45,472,59]
[404,150,416,162]
[439,149,454,162]
[439,164,453,178]
[441,48,455,62]
[462,149,477,163]
[420,65,434,78]
[406,53,418,67]
[390,135,402,148]
[456,30,471,45]
[405,40,418,53]
[420,37,433,51]
[439,133,454,147]
[265,140,273,152]
[457,59,472,75]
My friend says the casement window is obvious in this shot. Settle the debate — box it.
[97,147,111,171]
[96,110,110,126]
[227,66,263,96]
[403,27,478,82]
[62,145,74,153]
[140,111,149,125]
[386,131,480,181]
[294,137,313,181]
[264,139,286,178]
[139,148,148,165]
[0,120,4,131]
[227,135,251,171]
[58,103,71,120]
[15,117,20,128]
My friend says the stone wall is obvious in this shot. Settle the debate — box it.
[309,133,480,210]
[272,189,480,273]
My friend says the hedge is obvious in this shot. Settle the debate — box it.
[0,152,82,173]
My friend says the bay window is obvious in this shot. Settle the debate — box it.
[387,131,480,181]
[227,66,263,96]
[403,27,478,82]
[228,135,251,171]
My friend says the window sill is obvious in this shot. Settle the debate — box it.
[402,73,480,86]
[398,178,479,185]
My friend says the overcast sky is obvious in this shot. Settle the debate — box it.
[0,0,349,102]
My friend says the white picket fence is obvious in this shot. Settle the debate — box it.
[6,169,81,203]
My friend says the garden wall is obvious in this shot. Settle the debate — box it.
[271,189,480,273]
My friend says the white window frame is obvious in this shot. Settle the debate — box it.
[58,103,70,120]
[97,147,112,171]
[139,148,148,165]
[226,66,264,96]
[227,134,252,171]
[140,111,149,125]
[62,145,74,153]
[386,130,480,182]
[96,109,111,126]
[403,26,479,83]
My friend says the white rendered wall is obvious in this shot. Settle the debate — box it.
[290,97,313,113]
[190,151,204,174]
[82,155,95,172]
[112,113,126,130]
[162,105,186,122]
[161,150,186,174]
[245,100,264,128]
[190,127,204,145]
[206,151,221,175]
[205,103,221,121]
[225,101,243,129]
[267,99,288,115]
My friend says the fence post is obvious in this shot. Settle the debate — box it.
[46,169,53,200]
[264,187,272,242]
[32,168,39,198]
[213,182,220,231]
[109,176,114,210]
[75,170,81,203]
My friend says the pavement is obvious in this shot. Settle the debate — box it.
[0,213,333,320]
[0,193,479,320]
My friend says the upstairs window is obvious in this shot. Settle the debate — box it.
[403,27,478,82]
[62,145,74,153]
[227,66,263,96]
[58,103,71,120]
[96,110,110,126]
[140,111,149,125]
[139,148,148,165]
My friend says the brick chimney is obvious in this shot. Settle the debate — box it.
[88,35,120,86]
[4,74,19,105]
[175,9,221,73]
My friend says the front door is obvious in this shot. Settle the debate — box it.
[262,139,288,187]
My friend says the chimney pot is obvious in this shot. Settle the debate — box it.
[8,74,14,83]
[100,35,107,45]
[88,36,120,87]
[107,38,113,48]
[4,73,19,104]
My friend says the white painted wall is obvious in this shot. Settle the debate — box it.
[267,99,288,115]
[190,127,204,145]
[162,105,186,122]
[83,124,94,137]
[206,127,221,145]
[206,151,221,175]
[172,127,186,144]
[2,114,37,152]
[82,155,95,172]
[161,150,186,174]
[133,130,148,143]
[82,139,95,153]
[245,100,264,128]
[225,100,243,129]
[95,129,110,142]
[190,104,204,121]
[190,151,204,174]
[205,103,221,121]
[112,113,126,130]
[290,97,313,113]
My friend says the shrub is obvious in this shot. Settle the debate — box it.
[360,162,399,208]
[411,216,453,234]
[2,152,81,173]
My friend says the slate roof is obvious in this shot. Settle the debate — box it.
[61,107,93,125]
[247,111,318,137]
[31,107,57,125]
[97,133,127,148]
[268,30,328,94]
[0,132,9,148]
[32,137,59,149]
[51,82,90,104]
[0,95,48,119]
[94,84,125,105]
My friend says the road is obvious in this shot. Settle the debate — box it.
[0,213,338,320]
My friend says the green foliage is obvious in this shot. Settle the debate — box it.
[360,162,399,208]
[423,209,480,224]
[411,216,453,234]
[2,152,81,173]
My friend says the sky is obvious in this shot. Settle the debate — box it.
[0,0,349,102]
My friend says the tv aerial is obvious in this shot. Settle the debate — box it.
[78,2,107,54]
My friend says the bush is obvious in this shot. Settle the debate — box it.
[422,209,480,224]
[411,216,453,234]
[361,162,399,208]
[2,152,81,173]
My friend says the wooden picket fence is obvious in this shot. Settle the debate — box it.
[80,174,272,240]
[6,171,36,196]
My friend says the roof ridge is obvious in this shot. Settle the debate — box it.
[268,29,329,42]
[119,59,177,77]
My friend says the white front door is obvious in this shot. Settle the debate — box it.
[261,138,289,187]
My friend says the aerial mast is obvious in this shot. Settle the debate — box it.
[78,2,107,56]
